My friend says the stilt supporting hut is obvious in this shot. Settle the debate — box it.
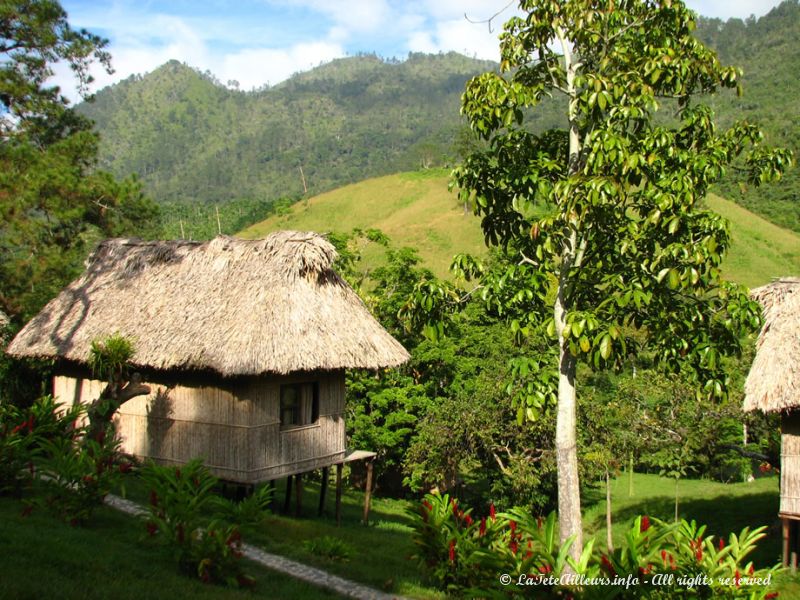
[743,277,800,568]
[7,233,410,505]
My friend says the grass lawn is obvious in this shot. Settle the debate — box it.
[7,470,799,599]
[582,471,800,597]
[0,496,343,600]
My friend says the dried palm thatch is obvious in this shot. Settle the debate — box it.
[744,277,800,413]
[7,232,409,375]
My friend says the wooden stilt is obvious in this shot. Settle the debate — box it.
[335,463,343,527]
[283,474,293,513]
[295,472,303,517]
[783,518,791,568]
[792,519,799,573]
[363,458,374,524]
[319,466,329,516]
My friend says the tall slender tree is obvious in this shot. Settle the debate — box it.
[452,0,791,559]
[0,0,160,322]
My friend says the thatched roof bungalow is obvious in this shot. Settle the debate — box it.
[744,277,800,567]
[7,232,409,487]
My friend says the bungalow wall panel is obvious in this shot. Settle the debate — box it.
[53,371,348,484]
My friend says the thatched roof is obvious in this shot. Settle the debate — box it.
[7,233,409,376]
[744,278,800,413]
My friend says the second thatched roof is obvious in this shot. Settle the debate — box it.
[7,232,410,376]
[744,277,800,413]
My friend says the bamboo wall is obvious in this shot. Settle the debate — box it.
[781,410,800,519]
[52,371,346,483]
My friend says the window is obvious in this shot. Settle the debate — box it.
[280,382,319,427]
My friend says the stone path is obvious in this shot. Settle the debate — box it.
[104,494,407,600]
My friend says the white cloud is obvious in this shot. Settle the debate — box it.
[48,0,784,103]
[219,42,344,90]
[686,0,783,19]
[408,17,502,61]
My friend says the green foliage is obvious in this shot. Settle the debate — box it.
[139,459,269,587]
[89,333,134,384]
[302,536,354,563]
[33,435,123,524]
[411,493,780,598]
[79,53,496,206]
[0,0,161,325]
[0,395,84,495]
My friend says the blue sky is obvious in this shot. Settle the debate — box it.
[56,1,785,99]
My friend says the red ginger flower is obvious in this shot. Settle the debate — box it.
[640,515,651,532]
[489,503,496,521]
[734,570,740,587]
[449,539,456,562]
[600,555,616,576]
[510,520,517,534]
[149,490,159,507]
[464,514,473,527]
[719,538,725,551]
[479,517,486,537]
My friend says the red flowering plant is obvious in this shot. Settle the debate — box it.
[409,492,505,592]
[139,458,270,587]
[409,493,591,597]
[32,435,123,524]
[0,396,84,496]
[411,494,781,599]
[596,516,780,599]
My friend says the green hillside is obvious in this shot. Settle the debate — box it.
[240,171,800,287]
[79,53,495,206]
[240,170,485,280]
[80,3,800,237]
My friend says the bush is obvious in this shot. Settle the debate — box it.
[302,536,354,562]
[410,493,780,599]
[140,458,269,587]
[33,435,123,524]
[0,396,85,497]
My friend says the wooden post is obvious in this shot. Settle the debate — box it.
[295,472,303,517]
[363,458,374,524]
[318,466,329,516]
[283,474,293,513]
[335,463,343,527]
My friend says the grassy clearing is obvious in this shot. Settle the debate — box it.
[239,169,486,280]
[241,172,799,287]
[0,496,342,600]
[705,193,800,288]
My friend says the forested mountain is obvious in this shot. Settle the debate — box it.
[79,52,495,205]
[80,2,799,231]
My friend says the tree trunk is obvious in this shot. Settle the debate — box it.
[555,327,582,561]
[606,469,613,552]
[553,25,583,564]
[86,372,150,442]
[628,454,634,497]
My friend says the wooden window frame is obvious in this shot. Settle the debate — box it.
[279,382,319,429]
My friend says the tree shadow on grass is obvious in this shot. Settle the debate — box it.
[592,492,782,567]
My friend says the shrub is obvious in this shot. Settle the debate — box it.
[302,536,354,562]
[140,458,269,587]
[33,435,123,524]
[410,493,780,599]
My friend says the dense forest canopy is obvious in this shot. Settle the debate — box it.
[78,2,799,237]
